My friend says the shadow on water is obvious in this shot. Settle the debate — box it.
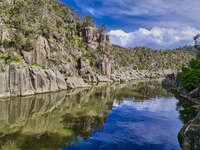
[0,80,198,150]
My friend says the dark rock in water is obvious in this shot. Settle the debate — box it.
[178,112,200,150]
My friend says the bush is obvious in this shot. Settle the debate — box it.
[177,58,200,92]
[0,55,22,65]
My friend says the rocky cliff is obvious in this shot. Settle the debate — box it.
[0,0,194,97]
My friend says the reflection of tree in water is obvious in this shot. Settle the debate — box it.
[61,87,113,141]
[176,96,199,124]
[62,114,106,140]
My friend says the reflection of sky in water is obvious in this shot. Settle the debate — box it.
[61,97,182,150]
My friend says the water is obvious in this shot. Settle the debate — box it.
[0,81,197,150]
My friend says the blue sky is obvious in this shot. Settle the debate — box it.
[61,0,200,49]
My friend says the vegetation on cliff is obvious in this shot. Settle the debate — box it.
[112,45,193,70]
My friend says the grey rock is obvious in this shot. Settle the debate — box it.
[0,66,10,98]
[33,36,51,65]
[66,77,90,89]
[55,71,67,90]
[30,67,60,94]
[178,113,200,150]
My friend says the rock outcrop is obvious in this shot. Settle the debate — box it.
[33,36,51,65]
[0,63,69,97]
[97,53,112,78]
[0,18,10,53]
[82,26,110,51]
[66,77,90,89]
[178,113,200,150]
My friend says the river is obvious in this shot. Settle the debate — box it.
[0,81,198,150]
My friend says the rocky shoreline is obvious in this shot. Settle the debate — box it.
[163,74,200,104]
[163,74,200,150]
[0,61,176,98]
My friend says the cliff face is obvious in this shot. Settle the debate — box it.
[0,0,194,97]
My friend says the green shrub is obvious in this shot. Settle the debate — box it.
[67,36,76,43]
[83,51,95,66]
[0,55,22,65]
[177,58,200,92]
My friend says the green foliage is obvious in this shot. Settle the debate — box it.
[0,68,6,73]
[83,51,95,66]
[65,26,73,31]
[59,69,65,74]
[0,41,3,46]
[177,58,200,92]
[0,55,22,65]
[67,36,76,43]
[77,40,85,49]
[112,45,194,69]
[32,63,46,69]
[8,41,15,48]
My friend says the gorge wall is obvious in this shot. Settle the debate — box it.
[0,0,194,97]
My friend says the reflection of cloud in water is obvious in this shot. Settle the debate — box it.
[114,97,179,114]
[109,97,182,149]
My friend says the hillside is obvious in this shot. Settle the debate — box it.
[0,0,195,97]
[112,45,193,70]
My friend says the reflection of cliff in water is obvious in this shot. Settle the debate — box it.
[0,87,114,150]
[0,81,175,150]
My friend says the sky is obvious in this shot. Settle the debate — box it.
[61,0,200,49]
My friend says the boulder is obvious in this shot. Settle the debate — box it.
[82,71,98,83]
[55,71,67,90]
[22,51,33,64]
[97,75,112,82]
[178,113,200,150]
[45,69,59,92]
[66,77,90,89]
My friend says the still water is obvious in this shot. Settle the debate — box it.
[0,81,197,150]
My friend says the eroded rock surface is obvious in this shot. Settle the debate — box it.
[66,77,90,89]
[178,113,200,150]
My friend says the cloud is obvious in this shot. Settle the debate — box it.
[108,26,200,49]
[63,0,200,49]
[70,0,200,29]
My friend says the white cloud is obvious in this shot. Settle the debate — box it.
[108,26,200,49]
[72,0,200,29]
[66,0,200,49]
